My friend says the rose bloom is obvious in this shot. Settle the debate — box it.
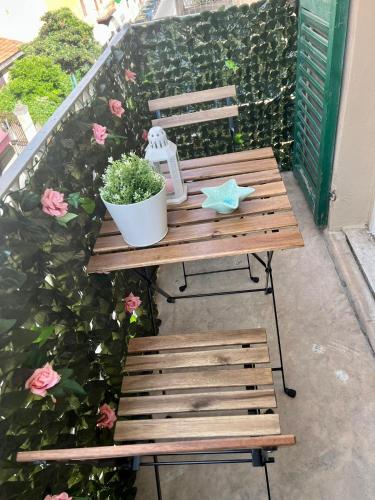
[125,69,137,83]
[124,292,142,313]
[41,188,68,217]
[92,123,108,145]
[25,362,61,397]
[97,403,117,429]
[142,129,148,142]
[44,493,72,500]
[108,99,125,118]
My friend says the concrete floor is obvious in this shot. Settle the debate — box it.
[136,173,375,500]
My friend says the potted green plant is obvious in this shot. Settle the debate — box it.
[100,153,167,247]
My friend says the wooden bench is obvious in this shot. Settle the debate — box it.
[17,329,295,500]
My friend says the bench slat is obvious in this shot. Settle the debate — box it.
[118,389,276,416]
[152,105,239,129]
[122,367,273,393]
[125,346,269,372]
[181,158,277,181]
[187,169,281,194]
[167,195,291,226]
[114,414,280,441]
[179,148,274,169]
[173,180,286,211]
[148,85,236,111]
[128,328,266,353]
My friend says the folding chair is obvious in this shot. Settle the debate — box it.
[148,85,271,292]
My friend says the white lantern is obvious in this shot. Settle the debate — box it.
[145,126,187,205]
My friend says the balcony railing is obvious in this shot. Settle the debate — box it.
[0,26,129,198]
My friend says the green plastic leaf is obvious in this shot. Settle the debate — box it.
[48,385,65,397]
[0,319,16,334]
[129,314,137,324]
[225,59,239,73]
[33,325,55,346]
[20,192,41,211]
[0,268,27,291]
[80,197,95,215]
[58,368,74,378]
[234,132,244,146]
[55,212,78,226]
[60,378,86,396]
[67,192,81,208]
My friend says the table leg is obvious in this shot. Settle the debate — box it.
[143,268,158,337]
[133,267,175,304]
[247,254,260,283]
[133,257,295,398]
[266,252,296,399]
[179,262,188,292]
[178,255,259,292]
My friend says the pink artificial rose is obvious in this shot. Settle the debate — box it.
[125,69,137,83]
[92,123,108,145]
[166,178,174,193]
[142,129,148,142]
[124,292,142,313]
[25,362,61,397]
[44,493,72,500]
[41,189,68,217]
[108,99,125,118]
[97,403,117,429]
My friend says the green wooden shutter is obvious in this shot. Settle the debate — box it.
[293,0,350,227]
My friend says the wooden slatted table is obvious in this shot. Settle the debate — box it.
[87,147,303,274]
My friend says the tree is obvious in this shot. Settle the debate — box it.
[24,8,101,77]
[0,55,71,125]
[0,86,16,114]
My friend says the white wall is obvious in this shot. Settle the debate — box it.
[328,0,375,231]
[0,0,47,42]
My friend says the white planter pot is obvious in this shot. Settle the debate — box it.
[102,185,168,247]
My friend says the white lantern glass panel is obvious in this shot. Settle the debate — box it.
[145,126,187,205]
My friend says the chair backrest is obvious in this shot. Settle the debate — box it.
[148,85,238,129]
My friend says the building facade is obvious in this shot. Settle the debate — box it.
[0,0,145,43]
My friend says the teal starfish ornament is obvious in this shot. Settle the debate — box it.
[201,179,255,214]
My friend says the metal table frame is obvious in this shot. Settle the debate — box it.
[135,251,296,399]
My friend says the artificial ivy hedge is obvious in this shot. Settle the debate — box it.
[0,3,297,498]
[129,0,297,169]
[0,29,153,500]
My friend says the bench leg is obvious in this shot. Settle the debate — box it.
[153,456,163,500]
[251,449,272,500]
[264,462,271,500]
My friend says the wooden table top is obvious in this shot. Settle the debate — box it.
[87,147,304,273]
